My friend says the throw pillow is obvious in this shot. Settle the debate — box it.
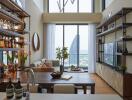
[42,63,47,67]
[41,58,46,64]
[44,62,52,67]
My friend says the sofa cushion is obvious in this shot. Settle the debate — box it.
[34,61,42,67]
[44,62,52,67]
[33,67,54,72]
[42,63,47,67]
[41,58,46,63]
[45,60,53,67]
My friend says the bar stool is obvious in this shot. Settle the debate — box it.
[53,84,76,94]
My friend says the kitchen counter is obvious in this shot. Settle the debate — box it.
[0,93,122,100]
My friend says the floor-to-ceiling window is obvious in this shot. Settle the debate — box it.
[49,0,92,70]
[79,25,88,68]
[48,0,92,13]
[55,25,89,69]
[64,25,78,67]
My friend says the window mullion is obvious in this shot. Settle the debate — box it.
[77,25,79,67]
[77,0,79,13]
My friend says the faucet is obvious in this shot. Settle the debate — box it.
[23,68,35,100]
[24,68,35,91]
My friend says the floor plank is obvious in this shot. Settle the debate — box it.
[78,73,116,94]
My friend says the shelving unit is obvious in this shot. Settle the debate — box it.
[96,7,132,99]
[0,0,30,67]
[96,7,132,70]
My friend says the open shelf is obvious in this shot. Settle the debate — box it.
[15,29,30,34]
[116,52,132,56]
[97,8,132,28]
[0,48,24,51]
[116,37,132,42]
[0,0,29,17]
[97,23,132,37]
[0,8,22,24]
[0,28,24,38]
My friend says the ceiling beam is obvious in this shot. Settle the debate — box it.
[43,13,102,24]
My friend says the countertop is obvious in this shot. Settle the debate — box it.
[0,93,123,100]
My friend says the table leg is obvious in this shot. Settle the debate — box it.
[91,84,95,94]
[82,85,87,94]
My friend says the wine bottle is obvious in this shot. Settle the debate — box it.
[15,78,23,99]
[6,78,14,99]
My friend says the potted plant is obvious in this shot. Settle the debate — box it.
[20,51,28,67]
[7,53,17,72]
[56,47,69,73]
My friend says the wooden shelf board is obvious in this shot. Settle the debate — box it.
[0,48,24,51]
[97,23,132,37]
[97,8,132,28]
[0,0,29,17]
[0,9,22,24]
[15,41,29,45]
[116,52,132,56]
[116,37,132,42]
[15,30,30,34]
[0,28,24,38]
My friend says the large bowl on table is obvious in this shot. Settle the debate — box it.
[50,72,61,79]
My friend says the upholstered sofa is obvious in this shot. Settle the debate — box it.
[31,58,60,72]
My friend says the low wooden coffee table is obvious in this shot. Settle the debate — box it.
[67,68,84,72]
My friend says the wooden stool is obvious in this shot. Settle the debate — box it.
[53,84,75,94]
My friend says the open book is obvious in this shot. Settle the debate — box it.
[61,75,72,80]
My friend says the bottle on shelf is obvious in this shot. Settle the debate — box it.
[0,36,5,48]
[6,78,14,99]
[15,78,23,99]
[0,62,4,79]
[4,37,8,48]
[8,37,12,48]
[13,38,16,48]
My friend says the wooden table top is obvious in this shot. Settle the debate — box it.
[0,93,123,100]
[30,72,95,85]
[1,72,95,86]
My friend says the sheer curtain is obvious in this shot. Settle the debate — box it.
[88,24,96,73]
[45,24,56,60]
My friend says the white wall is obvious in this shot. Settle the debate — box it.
[102,0,132,21]
[25,0,44,64]
[32,0,44,12]
[105,0,114,8]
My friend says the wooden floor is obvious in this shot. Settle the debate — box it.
[78,73,116,94]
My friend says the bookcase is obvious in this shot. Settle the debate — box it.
[96,8,132,99]
[0,0,30,72]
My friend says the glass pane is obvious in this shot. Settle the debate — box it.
[0,51,3,63]
[55,25,63,58]
[3,51,7,65]
[49,0,63,13]
[64,25,77,67]
[79,25,88,68]
[79,0,92,12]
[64,0,77,12]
